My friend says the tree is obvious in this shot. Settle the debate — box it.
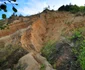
[58,4,85,13]
[58,5,65,11]
[0,0,18,19]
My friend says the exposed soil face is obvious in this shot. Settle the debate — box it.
[0,10,85,70]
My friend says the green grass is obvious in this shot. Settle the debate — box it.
[41,40,57,69]
[40,64,46,70]
[70,30,83,41]
[41,40,56,61]
[69,29,85,70]
[78,40,85,70]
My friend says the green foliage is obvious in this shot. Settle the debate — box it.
[70,29,85,70]
[0,4,7,12]
[0,0,18,19]
[0,19,9,30]
[70,30,83,42]
[41,41,56,59]
[78,40,85,70]
[12,7,17,12]
[2,14,6,19]
[79,6,85,12]
[40,64,46,70]
[41,41,56,65]
[0,0,18,29]
[70,5,79,13]
[58,4,85,13]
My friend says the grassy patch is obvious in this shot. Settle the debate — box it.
[41,41,56,60]
[41,40,57,68]
[78,40,85,70]
[69,29,85,70]
[40,64,46,70]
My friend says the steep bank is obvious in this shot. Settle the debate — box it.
[0,10,85,70]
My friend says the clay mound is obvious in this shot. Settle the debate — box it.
[0,15,39,37]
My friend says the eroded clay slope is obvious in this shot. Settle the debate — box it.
[0,11,85,52]
[0,11,85,70]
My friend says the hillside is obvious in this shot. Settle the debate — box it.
[0,10,85,70]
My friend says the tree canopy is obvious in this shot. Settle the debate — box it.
[58,4,85,13]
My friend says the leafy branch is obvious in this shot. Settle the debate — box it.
[0,0,18,19]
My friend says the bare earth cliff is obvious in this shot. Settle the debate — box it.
[0,10,85,70]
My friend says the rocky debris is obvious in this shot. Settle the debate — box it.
[15,52,55,70]
[55,43,72,70]
[15,52,40,70]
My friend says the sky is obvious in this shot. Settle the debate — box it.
[0,0,85,19]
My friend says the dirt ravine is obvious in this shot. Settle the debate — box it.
[0,10,85,70]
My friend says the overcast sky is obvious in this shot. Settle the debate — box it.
[0,0,85,19]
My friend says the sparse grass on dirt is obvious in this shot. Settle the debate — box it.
[41,40,57,68]
[69,28,85,70]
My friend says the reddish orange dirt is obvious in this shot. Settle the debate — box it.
[0,11,85,52]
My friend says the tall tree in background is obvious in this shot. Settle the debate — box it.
[58,4,85,13]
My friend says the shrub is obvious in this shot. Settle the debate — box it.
[78,40,85,70]
[70,30,83,42]
[58,4,85,13]
[70,29,85,70]
[41,41,56,64]
[40,64,46,70]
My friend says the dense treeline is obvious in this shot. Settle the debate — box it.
[58,4,85,13]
